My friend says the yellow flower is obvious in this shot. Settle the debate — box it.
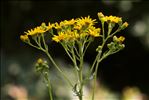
[52,32,65,42]
[54,19,76,29]
[52,35,60,42]
[74,25,82,30]
[61,19,76,26]
[54,22,61,29]
[118,36,125,43]
[46,23,54,31]
[35,27,46,33]
[105,15,122,23]
[98,12,122,24]
[77,16,96,27]
[112,17,122,23]
[20,35,29,41]
[25,26,46,36]
[66,30,79,40]
[73,32,79,39]
[88,26,100,37]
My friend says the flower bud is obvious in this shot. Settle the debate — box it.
[20,35,29,42]
[113,36,118,42]
[96,45,102,52]
[119,44,125,49]
[113,36,125,43]
[97,12,107,22]
[37,58,43,64]
[121,22,129,30]
[35,58,49,73]
[107,43,112,49]
[118,36,125,43]
[97,12,104,18]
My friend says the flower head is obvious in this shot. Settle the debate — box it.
[54,19,76,29]
[121,22,129,30]
[24,26,46,36]
[23,22,54,38]
[77,16,96,27]
[52,32,65,42]
[46,23,54,31]
[20,35,29,41]
[88,26,100,37]
[105,16,122,23]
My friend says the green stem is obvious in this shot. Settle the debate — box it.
[102,22,105,41]
[73,45,80,58]
[110,28,121,37]
[89,22,107,76]
[90,22,117,99]
[62,44,79,70]
[42,34,48,51]
[91,45,119,100]
[78,42,84,100]
[44,73,53,100]
[92,60,99,100]
[79,56,83,100]
[28,42,45,52]
[48,79,53,100]
[63,46,74,63]
[91,50,111,100]
[89,35,109,76]
[71,46,80,71]
[90,51,101,75]
[83,40,92,56]
[108,23,113,35]
[45,51,73,87]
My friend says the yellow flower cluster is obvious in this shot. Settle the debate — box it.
[20,16,100,42]
[20,12,128,43]
[20,23,54,41]
[98,12,122,23]
[98,12,128,32]
[52,16,100,42]
[98,12,123,23]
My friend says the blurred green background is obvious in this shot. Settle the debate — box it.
[1,0,149,100]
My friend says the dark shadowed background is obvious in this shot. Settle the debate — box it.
[1,0,149,100]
